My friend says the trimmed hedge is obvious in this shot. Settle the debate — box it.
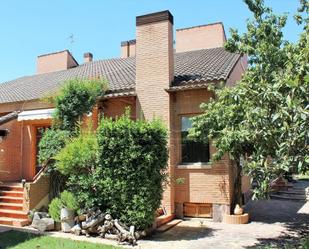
[97,114,168,229]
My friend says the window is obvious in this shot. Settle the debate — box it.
[181,116,210,164]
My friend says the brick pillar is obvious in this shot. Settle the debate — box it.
[135,10,175,214]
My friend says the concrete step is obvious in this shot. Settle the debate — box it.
[0,217,29,227]
[270,194,307,201]
[0,184,23,192]
[0,202,23,211]
[0,196,23,204]
[156,219,182,233]
[0,190,23,198]
[278,190,306,195]
[0,209,28,219]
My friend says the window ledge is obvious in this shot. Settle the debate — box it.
[177,163,212,169]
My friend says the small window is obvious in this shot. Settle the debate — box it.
[181,116,210,163]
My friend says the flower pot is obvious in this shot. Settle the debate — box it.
[60,208,75,233]
[234,204,243,215]
[55,221,62,231]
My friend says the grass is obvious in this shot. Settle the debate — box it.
[0,231,122,249]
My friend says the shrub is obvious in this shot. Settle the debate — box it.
[48,198,62,222]
[52,79,107,131]
[56,112,168,230]
[38,129,71,199]
[54,130,98,175]
[60,191,79,210]
[38,129,71,169]
[48,191,79,221]
[96,113,168,230]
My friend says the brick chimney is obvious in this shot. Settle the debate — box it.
[120,40,136,58]
[135,10,175,215]
[135,10,174,123]
[37,50,78,74]
[84,52,93,63]
[176,22,226,53]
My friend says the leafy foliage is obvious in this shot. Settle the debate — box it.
[60,112,168,230]
[38,79,106,199]
[52,79,107,131]
[48,191,79,221]
[54,129,98,176]
[190,0,309,200]
[97,113,168,229]
[38,129,71,170]
[48,198,62,222]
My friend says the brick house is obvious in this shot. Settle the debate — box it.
[0,10,247,226]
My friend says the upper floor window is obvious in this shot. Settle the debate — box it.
[181,116,210,164]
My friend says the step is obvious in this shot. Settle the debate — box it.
[270,194,307,201]
[0,190,23,198]
[0,209,28,219]
[0,196,23,204]
[0,185,23,192]
[278,190,306,195]
[0,217,29,227]
[156,219,182,233]
[0,202,23,211]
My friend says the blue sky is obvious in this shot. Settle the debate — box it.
[0,0,303,83]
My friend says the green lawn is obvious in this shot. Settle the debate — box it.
[0,231,122,249]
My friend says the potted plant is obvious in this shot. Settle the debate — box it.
[48,191,79,232]
[49,198,62,231]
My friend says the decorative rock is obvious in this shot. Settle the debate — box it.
[33,212,50,221]
[32,218,55,232]
[71,224,82,236]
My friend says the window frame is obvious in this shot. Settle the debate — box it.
[178,114,212,169]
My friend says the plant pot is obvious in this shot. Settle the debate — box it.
[60,208,75,233]
[55,221,62,231]
[234,204,244,215]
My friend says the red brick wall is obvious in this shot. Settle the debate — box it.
[170,89,232,209]
[0,119,22,182]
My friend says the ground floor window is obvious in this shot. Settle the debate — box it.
[181,116,210,163]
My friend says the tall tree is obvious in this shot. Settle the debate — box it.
[190,0,308,209]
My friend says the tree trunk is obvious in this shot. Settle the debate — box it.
[231,160,243,213]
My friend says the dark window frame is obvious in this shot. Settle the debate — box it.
[180,116,210,164]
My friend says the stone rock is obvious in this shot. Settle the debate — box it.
[32,218,55,232]
[33,212,49,221]
[71,224,82,236]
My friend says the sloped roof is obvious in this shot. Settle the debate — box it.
[0,47,240,104]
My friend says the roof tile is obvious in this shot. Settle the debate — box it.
[0,47,240,104]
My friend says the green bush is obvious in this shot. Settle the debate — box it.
[96,113,168,229]
[53,79,107,131]
[38,129,71,198]
[55,112,168,230]
[38,129,71,168]
[48,198,62,222]
[60,190,79,210]
[48,191,79,221]
[54,130,98,175]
